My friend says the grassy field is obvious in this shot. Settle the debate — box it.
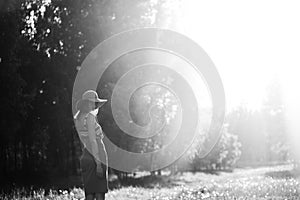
[1,164,299,200]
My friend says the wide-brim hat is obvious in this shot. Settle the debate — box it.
[82,90,107,103]
[74,90,107,119]
[76,90,107,110]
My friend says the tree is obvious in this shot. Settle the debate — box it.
[189,124,242,171]
[262,77,289,162]
[225,77,289,167]
[227,106,267,165]
[1,0,182,183]
[0,3,38,179]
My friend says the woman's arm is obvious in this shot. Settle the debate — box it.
[86,113,101,164]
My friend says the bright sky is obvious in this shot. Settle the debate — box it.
[175,0,300,111]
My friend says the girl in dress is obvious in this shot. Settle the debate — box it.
[74,90,108,200]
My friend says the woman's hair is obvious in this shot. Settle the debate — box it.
[74,99,92,120]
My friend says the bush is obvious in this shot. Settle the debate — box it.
[190,126,242,170]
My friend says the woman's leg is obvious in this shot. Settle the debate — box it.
[86,194,94,200]
[95,193,105,200]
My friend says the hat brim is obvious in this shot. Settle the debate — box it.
[76,98,107,110]
[92,98,108,103]
[95,100,107,108]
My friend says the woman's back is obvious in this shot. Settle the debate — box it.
[75,113,104,150]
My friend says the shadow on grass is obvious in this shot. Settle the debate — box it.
[109,174,174,190]
[265,169,300,179]
[1,169,234,193]
[109,169,234,190]
[187,168,233,175]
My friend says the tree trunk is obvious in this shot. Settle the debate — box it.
[1,145,6,178]
[71,130,77,175]
[14,139,17,171]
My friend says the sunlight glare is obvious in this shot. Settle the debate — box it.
[176,0,300,111]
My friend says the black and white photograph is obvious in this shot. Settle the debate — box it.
[0,0,299,199]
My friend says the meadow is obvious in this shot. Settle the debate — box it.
[1,164,299,200]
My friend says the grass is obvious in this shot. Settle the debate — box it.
[1,164,299,200]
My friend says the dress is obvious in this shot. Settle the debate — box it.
[76,112,108,195]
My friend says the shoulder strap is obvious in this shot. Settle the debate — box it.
[83,113,89,129]
[84,112,98,128]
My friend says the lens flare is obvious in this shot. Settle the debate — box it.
[72,28,225,172]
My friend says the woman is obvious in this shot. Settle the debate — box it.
[74,90,108,200]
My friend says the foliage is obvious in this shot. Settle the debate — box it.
[0,0,182,182]
[189,125,242,170]
[262,78,289,162]
[226,78,290,166]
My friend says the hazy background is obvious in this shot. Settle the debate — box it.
[0,0,299,189]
